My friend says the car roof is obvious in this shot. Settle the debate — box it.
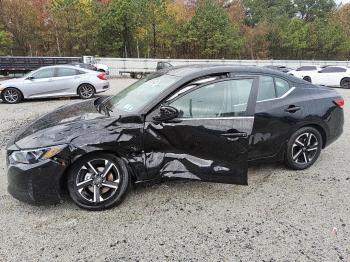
[39,65,86,70]
[164,64,305,84]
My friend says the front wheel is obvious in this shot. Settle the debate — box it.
[78,84,95,99]
[1,88,22,103]
[67,153,130,210]
[285,127,322,170]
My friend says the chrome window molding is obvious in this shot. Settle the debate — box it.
[175,116,254,121]
[257,86,296,103]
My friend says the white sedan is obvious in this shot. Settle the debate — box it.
[288,66,322,81]
[294,66,350,88]
[0,65,110,103]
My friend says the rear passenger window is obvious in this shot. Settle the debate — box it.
[319,67,346,73]
[257,76,276,101]
[297,66,317,71]
[57,68,78,77]
[257,76,290,102]
[275,78,290,97]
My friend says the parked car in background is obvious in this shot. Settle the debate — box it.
[6,65,344,210]
[0,65,109,103]
[120,61,173,79]
[71,62,98,71]
[83,56,109,75]
[264,65,293,73]
[288,66,322,81]
[297,66,350,88]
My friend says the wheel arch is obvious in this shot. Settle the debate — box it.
[77,83,96,95]
[303,76,312,82]
[2,86,24,99]
[59,149,136,192]
[340,77,350,86]
[298,123,327,149]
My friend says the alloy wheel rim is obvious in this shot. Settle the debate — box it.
[292,132,319,164]
[80,85,94,98]
[76,159,120,203]
[4,89,18,103]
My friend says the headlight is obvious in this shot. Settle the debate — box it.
[10,145,66,164]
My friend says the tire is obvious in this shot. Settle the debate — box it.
[77,84,95,99]
[340,78,350,89]
[303,76,311,83]
[67,153,130,211]
[1,88,23,104]
[285,127,322,170]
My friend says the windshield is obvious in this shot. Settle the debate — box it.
[106,73,180,113]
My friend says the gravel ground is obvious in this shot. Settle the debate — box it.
[0,79,349,262]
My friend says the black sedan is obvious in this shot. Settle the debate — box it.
[6,65,344,210]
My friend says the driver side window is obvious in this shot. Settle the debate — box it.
[169,79,253,118]
[32,68,55,79]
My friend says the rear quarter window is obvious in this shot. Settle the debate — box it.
[275,78,290,97]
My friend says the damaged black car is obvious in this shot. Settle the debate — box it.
[6,65,344,210]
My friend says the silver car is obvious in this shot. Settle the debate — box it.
[0,65,110,103]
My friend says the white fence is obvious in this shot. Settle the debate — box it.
[96,57,350,77]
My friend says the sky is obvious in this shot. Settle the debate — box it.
[336,0,350,5]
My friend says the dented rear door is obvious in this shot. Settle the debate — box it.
[143,77,258,185]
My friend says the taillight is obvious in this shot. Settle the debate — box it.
[334,98,344,108]
[97,73,107,80]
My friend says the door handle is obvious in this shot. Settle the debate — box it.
[221,132,248,138]
[285,105,301,113]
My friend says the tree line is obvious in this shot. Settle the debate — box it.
[0,0,350,60]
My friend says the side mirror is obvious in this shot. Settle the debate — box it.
[153,106,179,122]
[26,76,34,80]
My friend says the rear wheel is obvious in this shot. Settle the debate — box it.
[303,76,311,83]
[78,84,95,99]
[285,127,322,170]
[1,88,22,103]
[340,78,350,89]
[67,153,130,210]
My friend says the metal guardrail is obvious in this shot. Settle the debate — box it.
[96,58,350,77]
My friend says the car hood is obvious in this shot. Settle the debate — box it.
[7,99,112,150]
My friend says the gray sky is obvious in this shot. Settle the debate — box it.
[336,0,350,5]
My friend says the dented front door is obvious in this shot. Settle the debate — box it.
[143,77,258,185]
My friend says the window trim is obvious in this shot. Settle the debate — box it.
[176,116,254,121]
[256,86,296,103]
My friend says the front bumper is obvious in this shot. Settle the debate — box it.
[7,159,67,205]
